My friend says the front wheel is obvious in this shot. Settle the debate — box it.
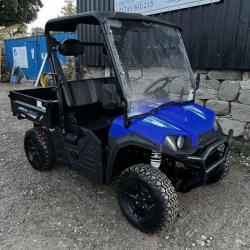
[117,164,178,233]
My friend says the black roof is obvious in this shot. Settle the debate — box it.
[45,11,179,33]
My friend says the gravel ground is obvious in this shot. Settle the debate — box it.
[0,83,249,250]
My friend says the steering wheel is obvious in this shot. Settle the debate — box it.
[144,76,177,97]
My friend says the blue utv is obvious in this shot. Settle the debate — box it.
[9,12,233,233]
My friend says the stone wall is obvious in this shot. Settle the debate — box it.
[195,70,250,141]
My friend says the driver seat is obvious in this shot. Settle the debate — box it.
[62,79,99,107]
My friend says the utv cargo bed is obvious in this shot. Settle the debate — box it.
[9,87,59,128]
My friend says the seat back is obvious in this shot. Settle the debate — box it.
[62,80,98,107]
[62,77,119,108]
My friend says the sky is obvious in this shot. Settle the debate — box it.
[28,0,66,32]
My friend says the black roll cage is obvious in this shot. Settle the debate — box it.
[45,11,180,129]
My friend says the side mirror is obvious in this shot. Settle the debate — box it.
[102,84,121,110]
[58,39,84,57]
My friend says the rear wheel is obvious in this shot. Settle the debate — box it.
[24,128,55,171]
[117,164,178,233]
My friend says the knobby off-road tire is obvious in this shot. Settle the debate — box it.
[24,128,56,171]
[117,164,178,233]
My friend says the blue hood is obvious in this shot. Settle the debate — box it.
[109,103,216,146]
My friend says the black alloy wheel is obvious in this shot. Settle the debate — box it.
[118,164,178,233]
[24,128,55,171]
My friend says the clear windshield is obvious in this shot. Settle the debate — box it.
[106,20,196,118]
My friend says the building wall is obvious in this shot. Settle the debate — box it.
[154,0,250,70]
[77,0,250,70]
[77,0,114,66]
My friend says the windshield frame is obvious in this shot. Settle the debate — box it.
[104,18,196,121]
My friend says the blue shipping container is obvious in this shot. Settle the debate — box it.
[5,32,77,80]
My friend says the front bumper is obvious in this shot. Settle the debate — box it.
[184,129,233,182]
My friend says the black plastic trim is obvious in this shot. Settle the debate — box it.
[185,129,233,183]
[105,134,160,183]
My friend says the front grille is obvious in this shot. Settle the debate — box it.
[198,130,214,144]
[205,150,221,169]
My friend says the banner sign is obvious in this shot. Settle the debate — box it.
[115,0,221,15]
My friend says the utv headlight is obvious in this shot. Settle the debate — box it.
[165,136,177,151]
[177,136,185,149]
[165,136,185,151]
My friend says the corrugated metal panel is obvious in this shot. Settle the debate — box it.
[77,0,114,66]
[77,0,250,70]
[154,0,250,70]
[5,33,77,79]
